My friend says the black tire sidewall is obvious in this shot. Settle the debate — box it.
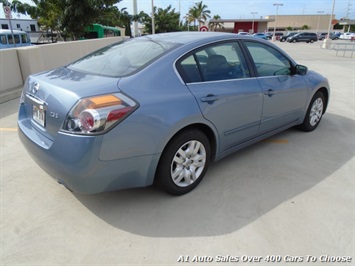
[156,130,211,195]
[299,92,325,132]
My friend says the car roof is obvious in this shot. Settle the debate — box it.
[138,31,244,45]
[0,29,28,34]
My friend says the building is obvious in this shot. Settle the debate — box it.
[265,14,335,32]
[208,18,274,33]
[0,18,39,32]
[208,14,341,34]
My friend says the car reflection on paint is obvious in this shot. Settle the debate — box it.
[18,32,330,195]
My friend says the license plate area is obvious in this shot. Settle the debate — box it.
[33,105,46,127]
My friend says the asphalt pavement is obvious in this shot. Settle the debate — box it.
[1,40,354,265]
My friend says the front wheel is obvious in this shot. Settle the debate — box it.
[155,130,211,195]
[298,92,325,132]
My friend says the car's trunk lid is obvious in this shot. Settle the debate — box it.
[21,67,121,141]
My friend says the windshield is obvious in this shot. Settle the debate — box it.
[68,39,180,77]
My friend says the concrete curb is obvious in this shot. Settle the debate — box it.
[0,85,22,104]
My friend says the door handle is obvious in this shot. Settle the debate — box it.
[264,89,276,97]
[200,95,219,103]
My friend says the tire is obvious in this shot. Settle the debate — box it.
[156,129,211,195]
[298,92,325,132]
[310,39,314,43]
[293,39,297,43]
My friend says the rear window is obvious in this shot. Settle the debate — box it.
[68,39,180,77]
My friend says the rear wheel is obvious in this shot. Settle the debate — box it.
[156,129,211,195]
[299,91,325,132]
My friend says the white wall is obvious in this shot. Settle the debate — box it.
[0,36,127,103]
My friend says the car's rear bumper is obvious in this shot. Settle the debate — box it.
[18,117,158,194]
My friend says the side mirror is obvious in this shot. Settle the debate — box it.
[295,65,308,75]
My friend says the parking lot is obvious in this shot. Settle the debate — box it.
[1,40,354,265]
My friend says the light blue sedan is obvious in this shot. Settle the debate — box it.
[253,33,268,40]
[18,32,330,195]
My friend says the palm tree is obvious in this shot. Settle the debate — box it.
[186,1,211,31]
[209,15,224,31]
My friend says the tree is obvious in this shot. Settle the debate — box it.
[186,1,211,31]
[209,15,224,31]
[301,25,310,30]
[60,0,123,39]
[3,0,123,40]
[143,5,180,34]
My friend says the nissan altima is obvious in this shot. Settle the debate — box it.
[18,32,330,195]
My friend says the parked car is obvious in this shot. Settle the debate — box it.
[339,32,355,40]
[0,29,32,49]
[318,32,339,40]
[18,32,330,195]
[318,32,327,40]
[237,32,251,36]
[280,32,297,42]
[265,32,284,40]
[287,32,318,43]
[253,33,268,40]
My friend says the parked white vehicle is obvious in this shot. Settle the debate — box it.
[339,32,355,40]
[0,29,32,49]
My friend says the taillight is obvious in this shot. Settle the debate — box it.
[61,93,138,135]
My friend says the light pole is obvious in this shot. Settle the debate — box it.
[272,3,283,42]
[133,0,138,37]
[251,12,258,33]
[323,0,336,48]
[317,11,324,33]
[151,0,155,34]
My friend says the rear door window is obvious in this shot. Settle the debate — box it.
[177,41,250,83]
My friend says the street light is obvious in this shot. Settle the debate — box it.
[317,11,324,33]
[251,12,258,33]
[272,3,283,42]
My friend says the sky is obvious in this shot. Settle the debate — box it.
[1,0,354,20]
[117,0,355,20]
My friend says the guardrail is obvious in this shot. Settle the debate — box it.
[320,40,355,57]
[334,42,355,57]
